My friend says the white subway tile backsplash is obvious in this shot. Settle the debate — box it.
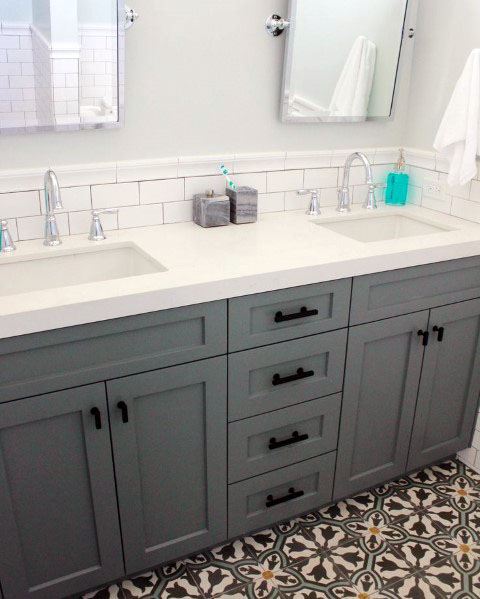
[117,158,178,183]
[178,155,234,178]
[234,152,285,174]
[406,185,423,206]
[258,192,285,213]
[185,175,226,199]
[451,197,480,223]
[140,179,184,205]
[232,172,267,193]
[421,189,452,214]
[304,168,338,190]
[0,190,40,218]
[56,186,92,212]
[331,148,375,167]
[321,188,340,207]
[92,182,139,209]
[55,163,117,187]
[163,200,193,224]
[118,204,164,229]
[285,151,332,170]
[267,170,303,193]
[406,166,439,188]
[468,180,480,203]
[285,190,307,211]
[404,148,436,170]
[17,212,69,241]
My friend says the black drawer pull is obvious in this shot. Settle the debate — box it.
[275,306,319,323]
[417,330,430,347]
[269,431,309,450]
[272,367,314,386]
[90,407,102,430]
[433,326,445,342]
[266,487,305,508]
[117,401,129,424]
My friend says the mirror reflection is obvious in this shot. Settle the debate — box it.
[282,0,409,122]
[0,0,120,132]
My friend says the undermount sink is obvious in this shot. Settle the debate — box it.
[0,243,166,296]
[315,213,455,243]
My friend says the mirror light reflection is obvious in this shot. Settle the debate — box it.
[283,0,409,123]
[0,0,119,132]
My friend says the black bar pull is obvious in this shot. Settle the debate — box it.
[272,367,314,386]
[269,431,309,450]
[117,401,129,424]
[90,407,102,430]
[433,326,445,342]
[417,330,430,347]
[275,306,319,323]
[266,487,305,508]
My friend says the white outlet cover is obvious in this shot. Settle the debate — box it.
[423,179,444,201]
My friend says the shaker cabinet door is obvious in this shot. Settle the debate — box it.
[408,299,480,471]
[0,385,123,599]
[107,357,227,574]
[334,312,429,499]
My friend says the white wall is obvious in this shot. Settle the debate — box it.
[0,0,413,170]
[32,0,51,43]
[1,0,32,23]
[78,0,116,26]
[405,0,480,150]
[291,0,407,116]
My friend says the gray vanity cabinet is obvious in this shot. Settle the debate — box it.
[107,357,228,574]
[334,312,429,499]
[0,385,123,599]
[408,298,480,471]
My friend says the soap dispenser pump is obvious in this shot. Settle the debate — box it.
[385,148,409,206]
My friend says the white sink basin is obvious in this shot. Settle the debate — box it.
[315,213,455,243]
[0,243,166,296]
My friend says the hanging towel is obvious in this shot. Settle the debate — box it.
[434,49,480,187]
[329,36,377,121]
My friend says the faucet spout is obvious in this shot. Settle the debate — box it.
[44,169,63,246]
[337,152,377,212]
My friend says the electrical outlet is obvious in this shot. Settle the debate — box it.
[423,179,444,201]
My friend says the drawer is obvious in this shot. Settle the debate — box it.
[229,279,351,351]
[228,330,347,421]
[351,256,480,325]
[0,301,227,402]
[228,394,341,483]
[228,452,336,537]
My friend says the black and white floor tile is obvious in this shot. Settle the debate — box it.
[81,458,480,599]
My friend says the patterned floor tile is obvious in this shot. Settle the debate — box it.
[395,484,444,511]
[297,502,364,553]
[423,556,480,597]
[280,554,359,598]
[432,525,480,574]
[121,571,158,598]
[374,573,442,598]
[386,512,448,570]
[344,485,416,525]
[437,458,480,489]
[82,583,124,599]
[328,537,413,594]
[243,520,318,570]
[428,499,480,534]
[433,475,480,513]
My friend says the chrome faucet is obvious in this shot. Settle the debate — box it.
[337,152,378,213]
[298,189,321,216]
[44,169,63,246]
[0,220,16,253]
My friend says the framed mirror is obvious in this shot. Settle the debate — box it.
[0,0,124,133]
[281,0,415,123]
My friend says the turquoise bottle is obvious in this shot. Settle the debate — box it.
[385,149,409,206]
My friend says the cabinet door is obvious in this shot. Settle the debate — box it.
[107,357,227,573]
[408,299,480,471]
[0,385,123,599]
[334,312,428,499]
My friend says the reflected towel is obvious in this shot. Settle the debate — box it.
[329,36,377,121]
[434,49,480,187]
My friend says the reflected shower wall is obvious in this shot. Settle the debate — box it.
[0,0,118,131]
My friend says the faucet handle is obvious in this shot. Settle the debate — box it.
[89,209,118,241]
[297,189,321,216]
[0,219,16,253]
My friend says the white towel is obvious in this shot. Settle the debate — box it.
[434,50,480,187]
[329,36,377,121]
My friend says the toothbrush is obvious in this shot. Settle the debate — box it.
[219,164,238,192]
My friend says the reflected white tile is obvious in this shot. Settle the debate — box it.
[164,200,193,224]
[118,204,164,229]
[17,213,69,240]
[451,197,480,223]
[304,168,338,189]
[69,210,117,236]
[92,182,139,209]
[185,175,225,200]
[267,170,303,193]
[258,192,285,213]
[232,172,267,193]
[0,190,40,218]
[141,178,184,205]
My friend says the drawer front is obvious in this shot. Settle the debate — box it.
[229,394,341,483]
[0,301,227,402]
[228,330,347,421]
[229,279,351,351]
[228,452,336,537]
[351,256,480,325]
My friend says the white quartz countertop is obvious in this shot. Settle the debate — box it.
[2,205,480,339]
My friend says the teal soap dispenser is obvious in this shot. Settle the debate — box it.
[385,148,409,206]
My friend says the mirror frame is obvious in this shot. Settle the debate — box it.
[1,0,125,135]
[280,0,418,124]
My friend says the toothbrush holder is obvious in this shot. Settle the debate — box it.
[226,186,258,224]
